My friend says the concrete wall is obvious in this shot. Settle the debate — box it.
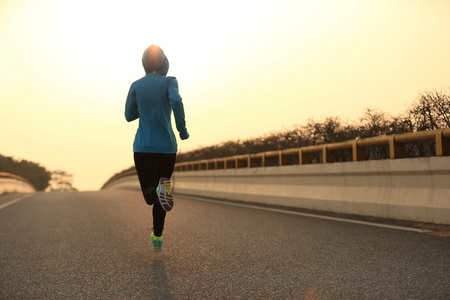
[172,156,450,225]
[0,178,35,194]
[102,175,141,191]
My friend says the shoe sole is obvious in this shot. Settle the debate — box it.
[158,177,174,212]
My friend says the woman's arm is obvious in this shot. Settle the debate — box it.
[168,77,189,140]
[125,84,139,122]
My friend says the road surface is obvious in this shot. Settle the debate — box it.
[1,190,449,299]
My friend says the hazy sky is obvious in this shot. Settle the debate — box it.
[1,0,449,191]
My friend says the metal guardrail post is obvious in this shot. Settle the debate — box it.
[389,135,405,159]
[299,149,309,165]
[436,128,450,156]
[352,140,366,161]
[324,146,334,163]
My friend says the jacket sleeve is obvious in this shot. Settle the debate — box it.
[168,77,189,139]
[125,84,139,122]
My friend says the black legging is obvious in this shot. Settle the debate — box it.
[134,152,176,236]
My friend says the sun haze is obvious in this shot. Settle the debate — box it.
[1,0,449,190]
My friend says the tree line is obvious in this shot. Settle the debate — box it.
[176,89,450,163]
[0,155,51,191]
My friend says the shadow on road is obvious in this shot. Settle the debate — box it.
[150,259,173,299]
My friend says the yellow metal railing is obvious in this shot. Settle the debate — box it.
[174,128,450,172]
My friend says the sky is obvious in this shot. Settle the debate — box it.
[1,0,449,191]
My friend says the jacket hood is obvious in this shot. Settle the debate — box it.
[142,44,169,76]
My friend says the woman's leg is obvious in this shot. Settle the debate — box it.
[152,153,176,236]
[134,152,159,206]
[134,152,176,237]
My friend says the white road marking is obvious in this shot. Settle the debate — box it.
[0,194,33,211]
[180,195,432,233]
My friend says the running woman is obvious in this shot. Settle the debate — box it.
[125,44,189,251]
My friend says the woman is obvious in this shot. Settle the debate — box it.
[125,44,189,252]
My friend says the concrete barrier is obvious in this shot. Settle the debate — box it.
[102,129,450,224]
[102,175,140,191]
[0,173,35,194]
[172,156,450,225]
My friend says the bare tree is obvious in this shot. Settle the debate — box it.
[408,90,450,131]
[48,170,77,192]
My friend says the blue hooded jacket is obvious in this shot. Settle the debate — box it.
[125,45,189,154]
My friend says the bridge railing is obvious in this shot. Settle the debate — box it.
[174,128,450,172]
[101,128,450,188]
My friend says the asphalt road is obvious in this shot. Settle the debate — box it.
[0,190,449,299]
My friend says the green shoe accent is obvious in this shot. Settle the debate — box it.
[151,231,163,252]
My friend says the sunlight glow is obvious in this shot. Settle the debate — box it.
[1,0,449,190]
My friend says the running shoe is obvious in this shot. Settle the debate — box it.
[151,231,163,252]
[156,177,174,212]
